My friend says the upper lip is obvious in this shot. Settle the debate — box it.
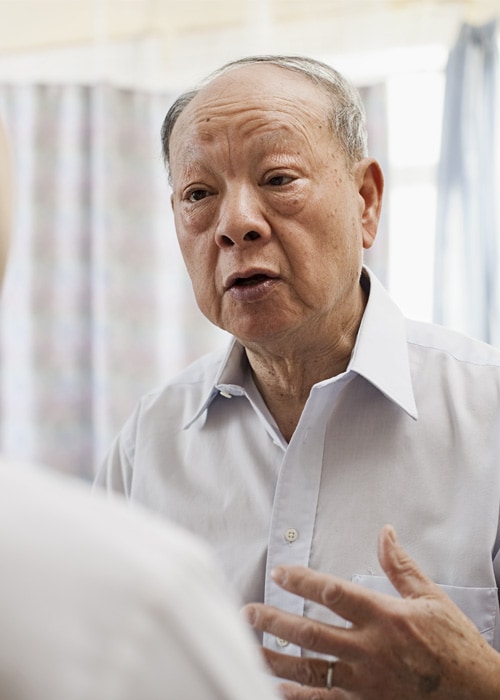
[223,269,279,290]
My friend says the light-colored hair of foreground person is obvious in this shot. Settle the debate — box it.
[0,119,11,283]
[160,55,369,182]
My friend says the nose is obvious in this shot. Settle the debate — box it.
[214,185,271,249]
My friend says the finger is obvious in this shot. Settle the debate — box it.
[243,603,357,660]
[278,680,349,700]
[263,648,329,686]
[270,565,379,625]
[377,525,444,600]
[262,648,352,689]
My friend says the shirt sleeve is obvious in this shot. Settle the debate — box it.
[93,405,138,496]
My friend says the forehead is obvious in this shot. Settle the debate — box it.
[170,64,332,153]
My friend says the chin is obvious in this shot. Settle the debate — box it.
[231,322,295,348]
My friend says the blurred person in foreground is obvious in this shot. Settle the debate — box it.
[0,118,277,700]
[94,55,500,697]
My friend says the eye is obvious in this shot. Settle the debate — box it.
[187,189,210,202]
[266,174,294,187]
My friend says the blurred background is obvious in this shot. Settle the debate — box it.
[0,0,498,478]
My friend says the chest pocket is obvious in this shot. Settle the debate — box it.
[352,574,498,646]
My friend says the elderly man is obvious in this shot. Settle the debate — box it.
[95,56,500,697]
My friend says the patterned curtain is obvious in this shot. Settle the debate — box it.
[0,82,387,480]
[0,85,226,479]
[434,20,499,345]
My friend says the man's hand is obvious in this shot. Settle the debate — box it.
[242,525,500,699]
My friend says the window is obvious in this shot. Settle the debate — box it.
[386,70,445,322]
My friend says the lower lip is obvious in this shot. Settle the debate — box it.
[226,278,280,302]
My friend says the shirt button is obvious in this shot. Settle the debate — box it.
[276,637,290,647]
[219,390,232,398]
[284,528,298,543]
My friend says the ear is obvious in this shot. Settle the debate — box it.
[355,158,384,250]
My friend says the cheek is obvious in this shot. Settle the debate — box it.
[176,232,219,304]
[179,238,208,285]
[183,259,216,322]
[174,208,207,268]
[176,195,218,232]
[323,196,361,244]
[268,182,309,218]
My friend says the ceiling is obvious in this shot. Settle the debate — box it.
[0,0,497,53]
[0,0,497,89]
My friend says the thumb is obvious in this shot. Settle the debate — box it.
[377,524,441,600]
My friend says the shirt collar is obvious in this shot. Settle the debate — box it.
[183,338,247,429]
[185,267,417,428]
[347,267,418,419]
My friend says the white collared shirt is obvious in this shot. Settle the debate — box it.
[95,269,500,653]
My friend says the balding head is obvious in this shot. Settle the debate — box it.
[161,55,368,184]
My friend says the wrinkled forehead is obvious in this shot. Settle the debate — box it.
[195,63,327,112]
[169,64,333,158]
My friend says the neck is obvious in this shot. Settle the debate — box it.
[245,283,367,442]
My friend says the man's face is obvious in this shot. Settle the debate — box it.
[169,64,378,349]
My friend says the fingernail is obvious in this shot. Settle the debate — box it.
[241,605,256,626]
[385,524,397,543]
[271,566,287,585]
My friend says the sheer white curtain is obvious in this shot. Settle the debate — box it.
[0,84,226,479]
[434,20,499,345]
[360,83,389,285]
[0,81,387,481]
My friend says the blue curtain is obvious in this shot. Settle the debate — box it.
[434,20,499,345]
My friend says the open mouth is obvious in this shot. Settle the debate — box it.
[232,274,271,287]
[224,271,279,301]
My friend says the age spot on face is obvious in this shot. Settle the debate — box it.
[418,673,441,694]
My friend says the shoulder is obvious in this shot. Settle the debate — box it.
[122,346,228,427]
[406,319,500,369]
[405,320,500,415]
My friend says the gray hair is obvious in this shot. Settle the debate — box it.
[161,55,368,181]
